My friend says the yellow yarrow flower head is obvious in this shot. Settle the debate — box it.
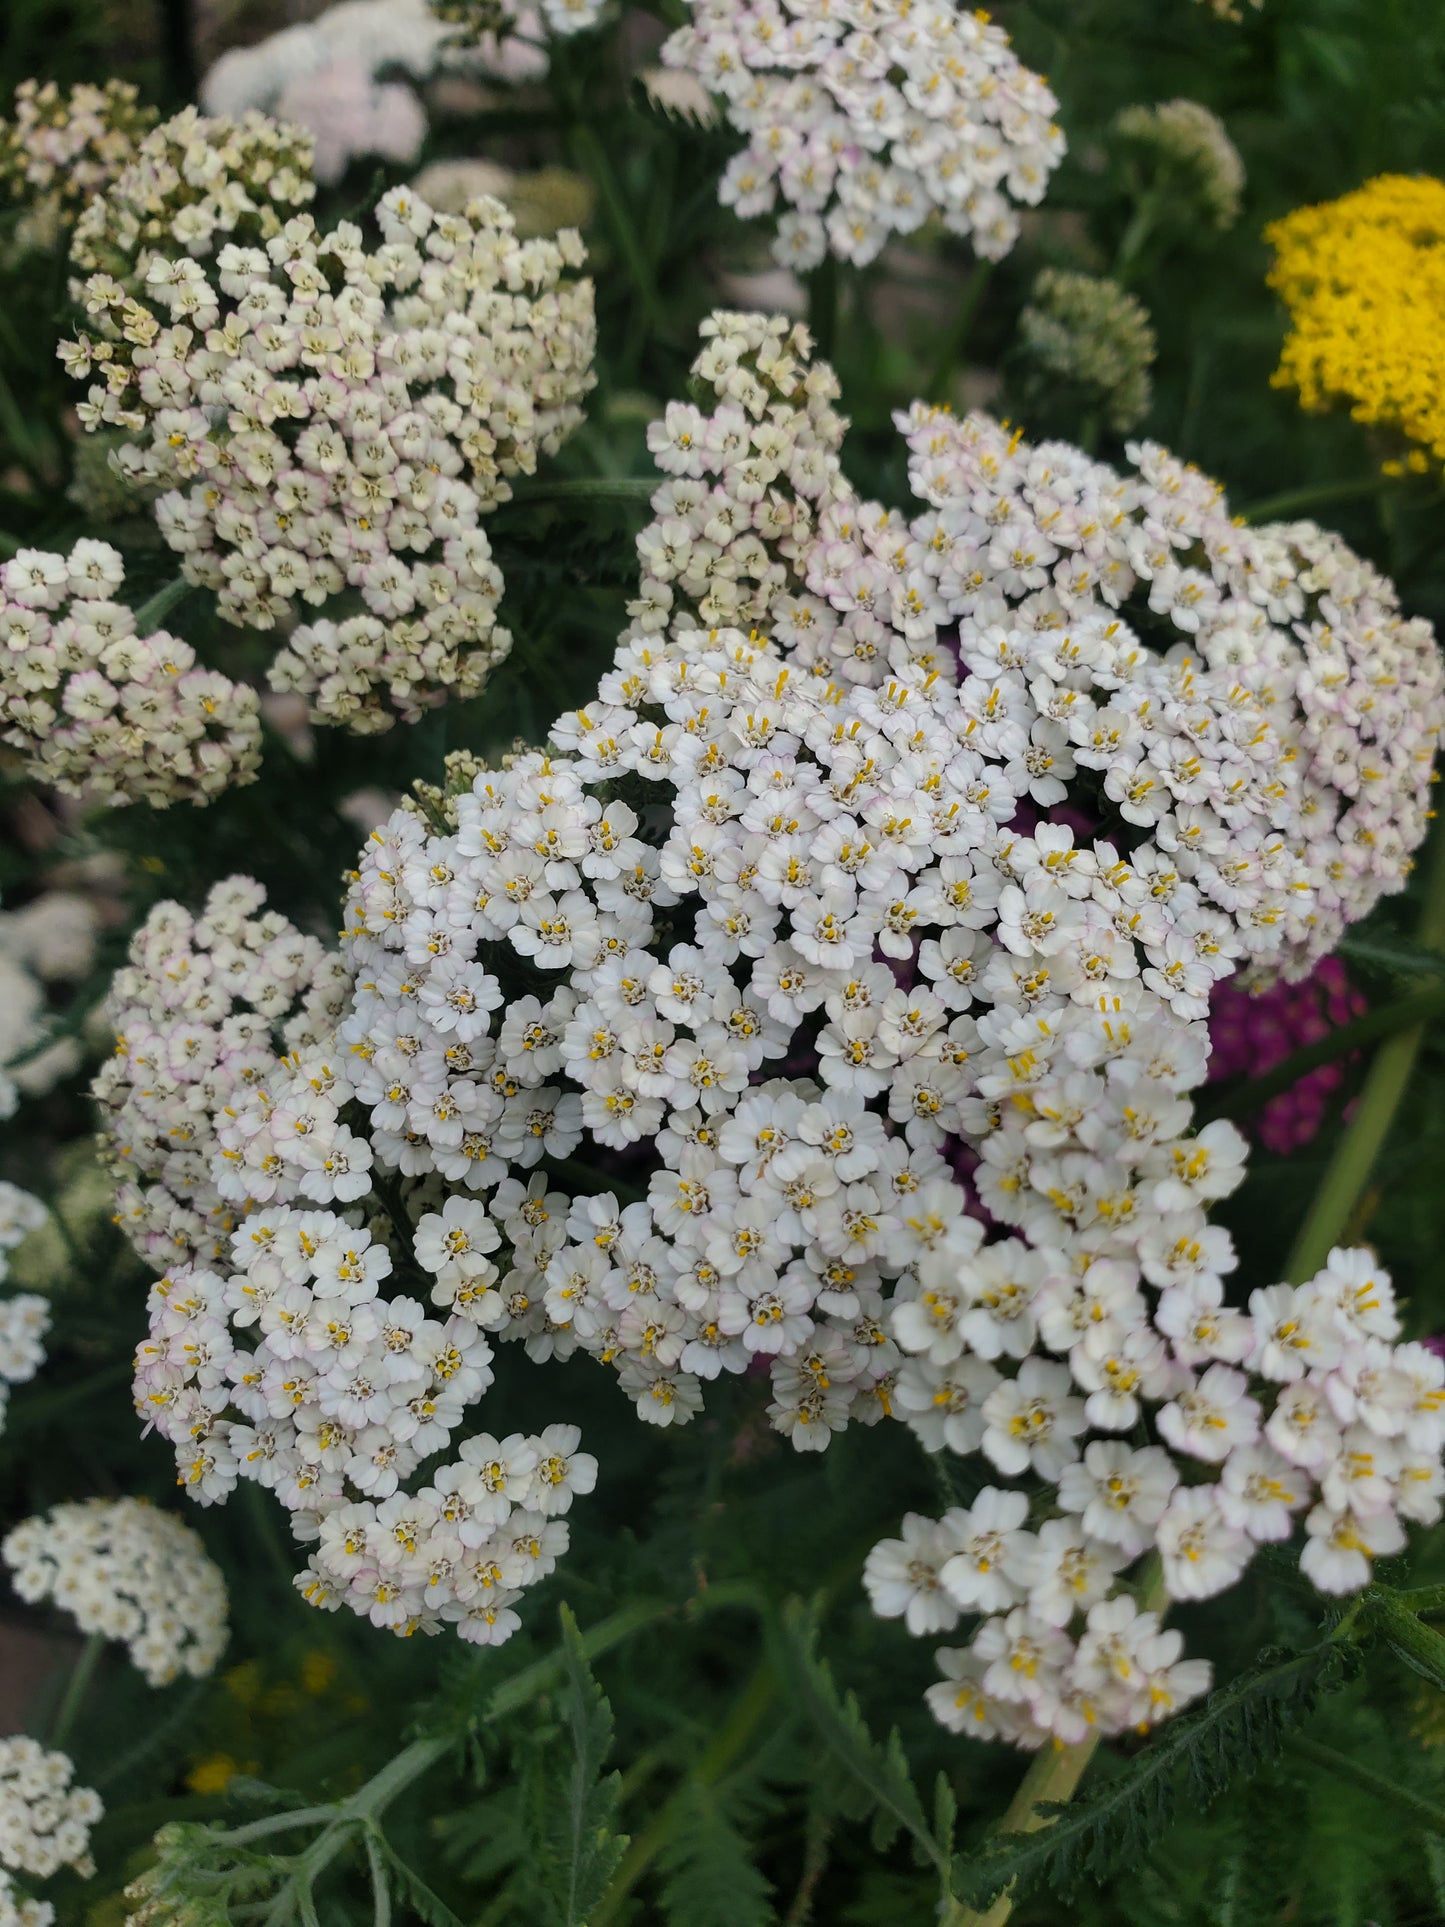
[1266,173,1445,472]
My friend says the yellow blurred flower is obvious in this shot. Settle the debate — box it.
[1266,174,1445,470]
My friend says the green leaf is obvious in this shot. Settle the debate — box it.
[953,1642,1345,1909]
[376,1839,466,1927]
[552,1603,628,1926]
[656,1777,776,1927]
[1365,1589,1445,1690]
[773,1600,944,1874]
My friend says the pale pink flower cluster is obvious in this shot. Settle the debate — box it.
[662,0,1064,268]
[0,541,260,808]
[92,878,351,1272]
[62,164,596,730]
[632,315,1444,982]
[0,79,155,224]
[68,105,315,282]
[3,1498,228,1689]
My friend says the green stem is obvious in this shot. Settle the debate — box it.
[1238,475,1399,525]
[1289,1735,1445,1834]
[1200,983,1445,1123]
[133,576,195,638]
[592,1663,777,1925]
[955,1559,1167,1927]
[48,1632,105,1750]
[1282,823,1445,1283]
[1114,187,1164,282]
[808,255,840,365]
[927,262,995,404]
[571,124,665,336]
[364,1827,391,1927]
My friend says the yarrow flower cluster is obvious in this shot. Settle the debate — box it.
[0,1737,101,1903]
[0,1185,49,1439]
[661,0,1064,269]
[0,80,156,229]
[67,105,315,282]
[2,1498,228,1688]
[636,313,1444,983]
[63,164,596,730]
[1110,98,1245,233]
[1208,955,1366,1155]
[1266,173,1445,475]
[117,315,1443,1711]
[0,541,261,807]
[429,0,610,44]
[876,1237,1445,1749]
[1016,269,1157,434]
[92,878,351,1272]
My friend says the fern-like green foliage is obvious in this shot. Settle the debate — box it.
[545,1604,628,1926]
[656,1777,777,1927]
[773,1601,950,1879]
[957,1640,1350,1910]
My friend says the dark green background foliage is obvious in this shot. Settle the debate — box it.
[4,0,1445,1921]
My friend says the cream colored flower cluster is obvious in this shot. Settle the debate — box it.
[662,0,1064,268]
[3,1498,228,1689]
[63,161,595,729]
[0,541,260,808]
[0,1738,100,1893]
[0,79,156,227]
[68,105,315,281]
[92,878,351,1272]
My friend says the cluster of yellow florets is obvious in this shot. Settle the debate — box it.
[1266,173,1445,475]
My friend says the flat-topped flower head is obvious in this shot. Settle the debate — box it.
[93,877,351,1271]
[661,0,1065,269]
[62,146,596,731]
[0,79,157,233]
[0,540,260,807]
[3,1498,228,1688]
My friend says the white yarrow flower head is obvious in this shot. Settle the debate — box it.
[113,314,1445,1728]
[91,876,352,1271]
[0,1736,101,1889]
[3,1498,228,1688]
[61,122,596,733]
[661,0,1065,269]
[0,542,260,807]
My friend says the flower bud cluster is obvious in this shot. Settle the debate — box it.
[0,80,156,226]
[0,1738,101,1887]
[1016,268,1156,434]
[92,878,352,1272]
[1111,97,1246,233]
[2,1498,229,1688]
[136,1230,596,1642]
[0,542,261,807]
[63,173,596,730]
[0,1185,49,1440]
[68,106,315,282]
[661,0,1064,269]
